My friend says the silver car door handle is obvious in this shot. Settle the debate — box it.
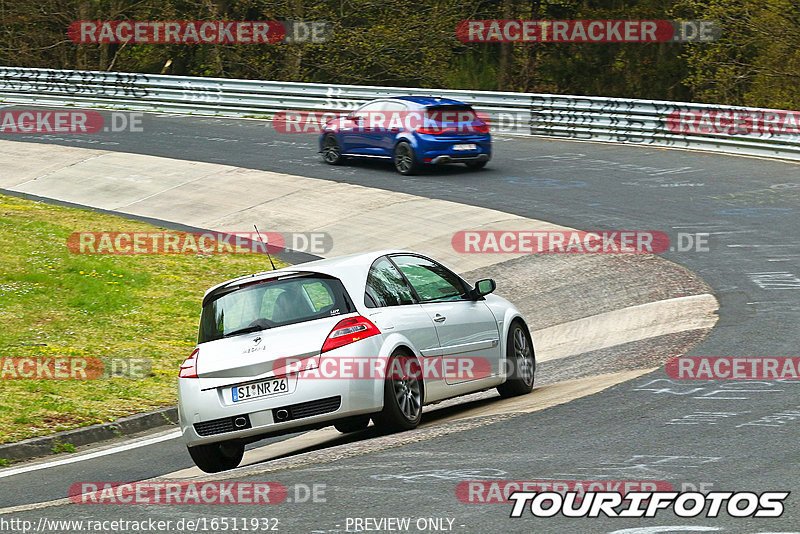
[433,314,446,323]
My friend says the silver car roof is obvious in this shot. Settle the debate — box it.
[202,249,413,304]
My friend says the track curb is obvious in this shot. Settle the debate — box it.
[0,406,177,464]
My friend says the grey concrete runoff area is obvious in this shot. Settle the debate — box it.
[0,107,798,533]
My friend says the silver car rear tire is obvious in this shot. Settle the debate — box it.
[188,440,244,473]
[373,352,423,431]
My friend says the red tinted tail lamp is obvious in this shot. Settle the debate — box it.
[417,126,454,135]
[179,348,199,378]
[322,316,381,353]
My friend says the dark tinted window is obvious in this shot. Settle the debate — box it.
[425,104,478,122]
[391,255,467,302]
[199,275,351,343]
[365,258,416,307]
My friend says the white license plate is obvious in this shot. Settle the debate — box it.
[231,377,288,402]
[453,143,477,151]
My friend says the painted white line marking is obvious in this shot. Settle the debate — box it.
[0,430,181,479]
[727,244,796,248]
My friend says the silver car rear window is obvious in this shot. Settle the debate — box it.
[198,275,353,343]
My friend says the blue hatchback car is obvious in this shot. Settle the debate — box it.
[319,96,491,175]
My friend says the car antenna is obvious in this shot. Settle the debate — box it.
[253,224,277,271]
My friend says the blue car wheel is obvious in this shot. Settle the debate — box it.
[393,141,420,175]
[321,134,344,165]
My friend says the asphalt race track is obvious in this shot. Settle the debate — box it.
[1,107,799,533]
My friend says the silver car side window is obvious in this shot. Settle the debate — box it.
[365,257,416,307]
[390,255,467,302]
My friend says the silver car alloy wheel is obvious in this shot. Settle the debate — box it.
[393,375,421,420]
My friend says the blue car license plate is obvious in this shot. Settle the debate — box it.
[453,143,477,151]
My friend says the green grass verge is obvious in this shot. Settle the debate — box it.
[0,193,286,445]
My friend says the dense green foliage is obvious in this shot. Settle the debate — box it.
[1,0,798,108]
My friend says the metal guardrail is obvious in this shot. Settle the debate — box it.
[2,66,800,161]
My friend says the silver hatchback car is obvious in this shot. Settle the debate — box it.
[178,250,535,472]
